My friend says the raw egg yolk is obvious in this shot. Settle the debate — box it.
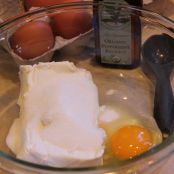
[110,125,153,160]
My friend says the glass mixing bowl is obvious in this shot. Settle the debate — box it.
[0,1,174,173]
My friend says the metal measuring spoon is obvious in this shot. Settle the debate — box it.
[142,34,174,134]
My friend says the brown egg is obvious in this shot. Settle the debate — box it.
[51,10,92,39]
[10,21,55,60]
[44,0,92,39]
[23,0,92,39]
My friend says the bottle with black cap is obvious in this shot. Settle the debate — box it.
[94,0,142,69]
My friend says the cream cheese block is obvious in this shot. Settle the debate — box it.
[6,61,106,167]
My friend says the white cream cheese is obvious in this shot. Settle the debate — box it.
[6,61,106,167]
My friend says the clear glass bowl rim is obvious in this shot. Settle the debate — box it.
[0,1,174,172]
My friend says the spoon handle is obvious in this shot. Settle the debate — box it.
[154,73,174,134]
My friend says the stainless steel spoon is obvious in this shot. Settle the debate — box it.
[142,34,174,134]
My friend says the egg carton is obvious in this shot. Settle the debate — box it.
[0,7,93,66]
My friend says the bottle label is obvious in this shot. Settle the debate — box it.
[98,0,132,65]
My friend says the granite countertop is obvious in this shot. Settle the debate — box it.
[144,0,174,19]
[0,0,173,20]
